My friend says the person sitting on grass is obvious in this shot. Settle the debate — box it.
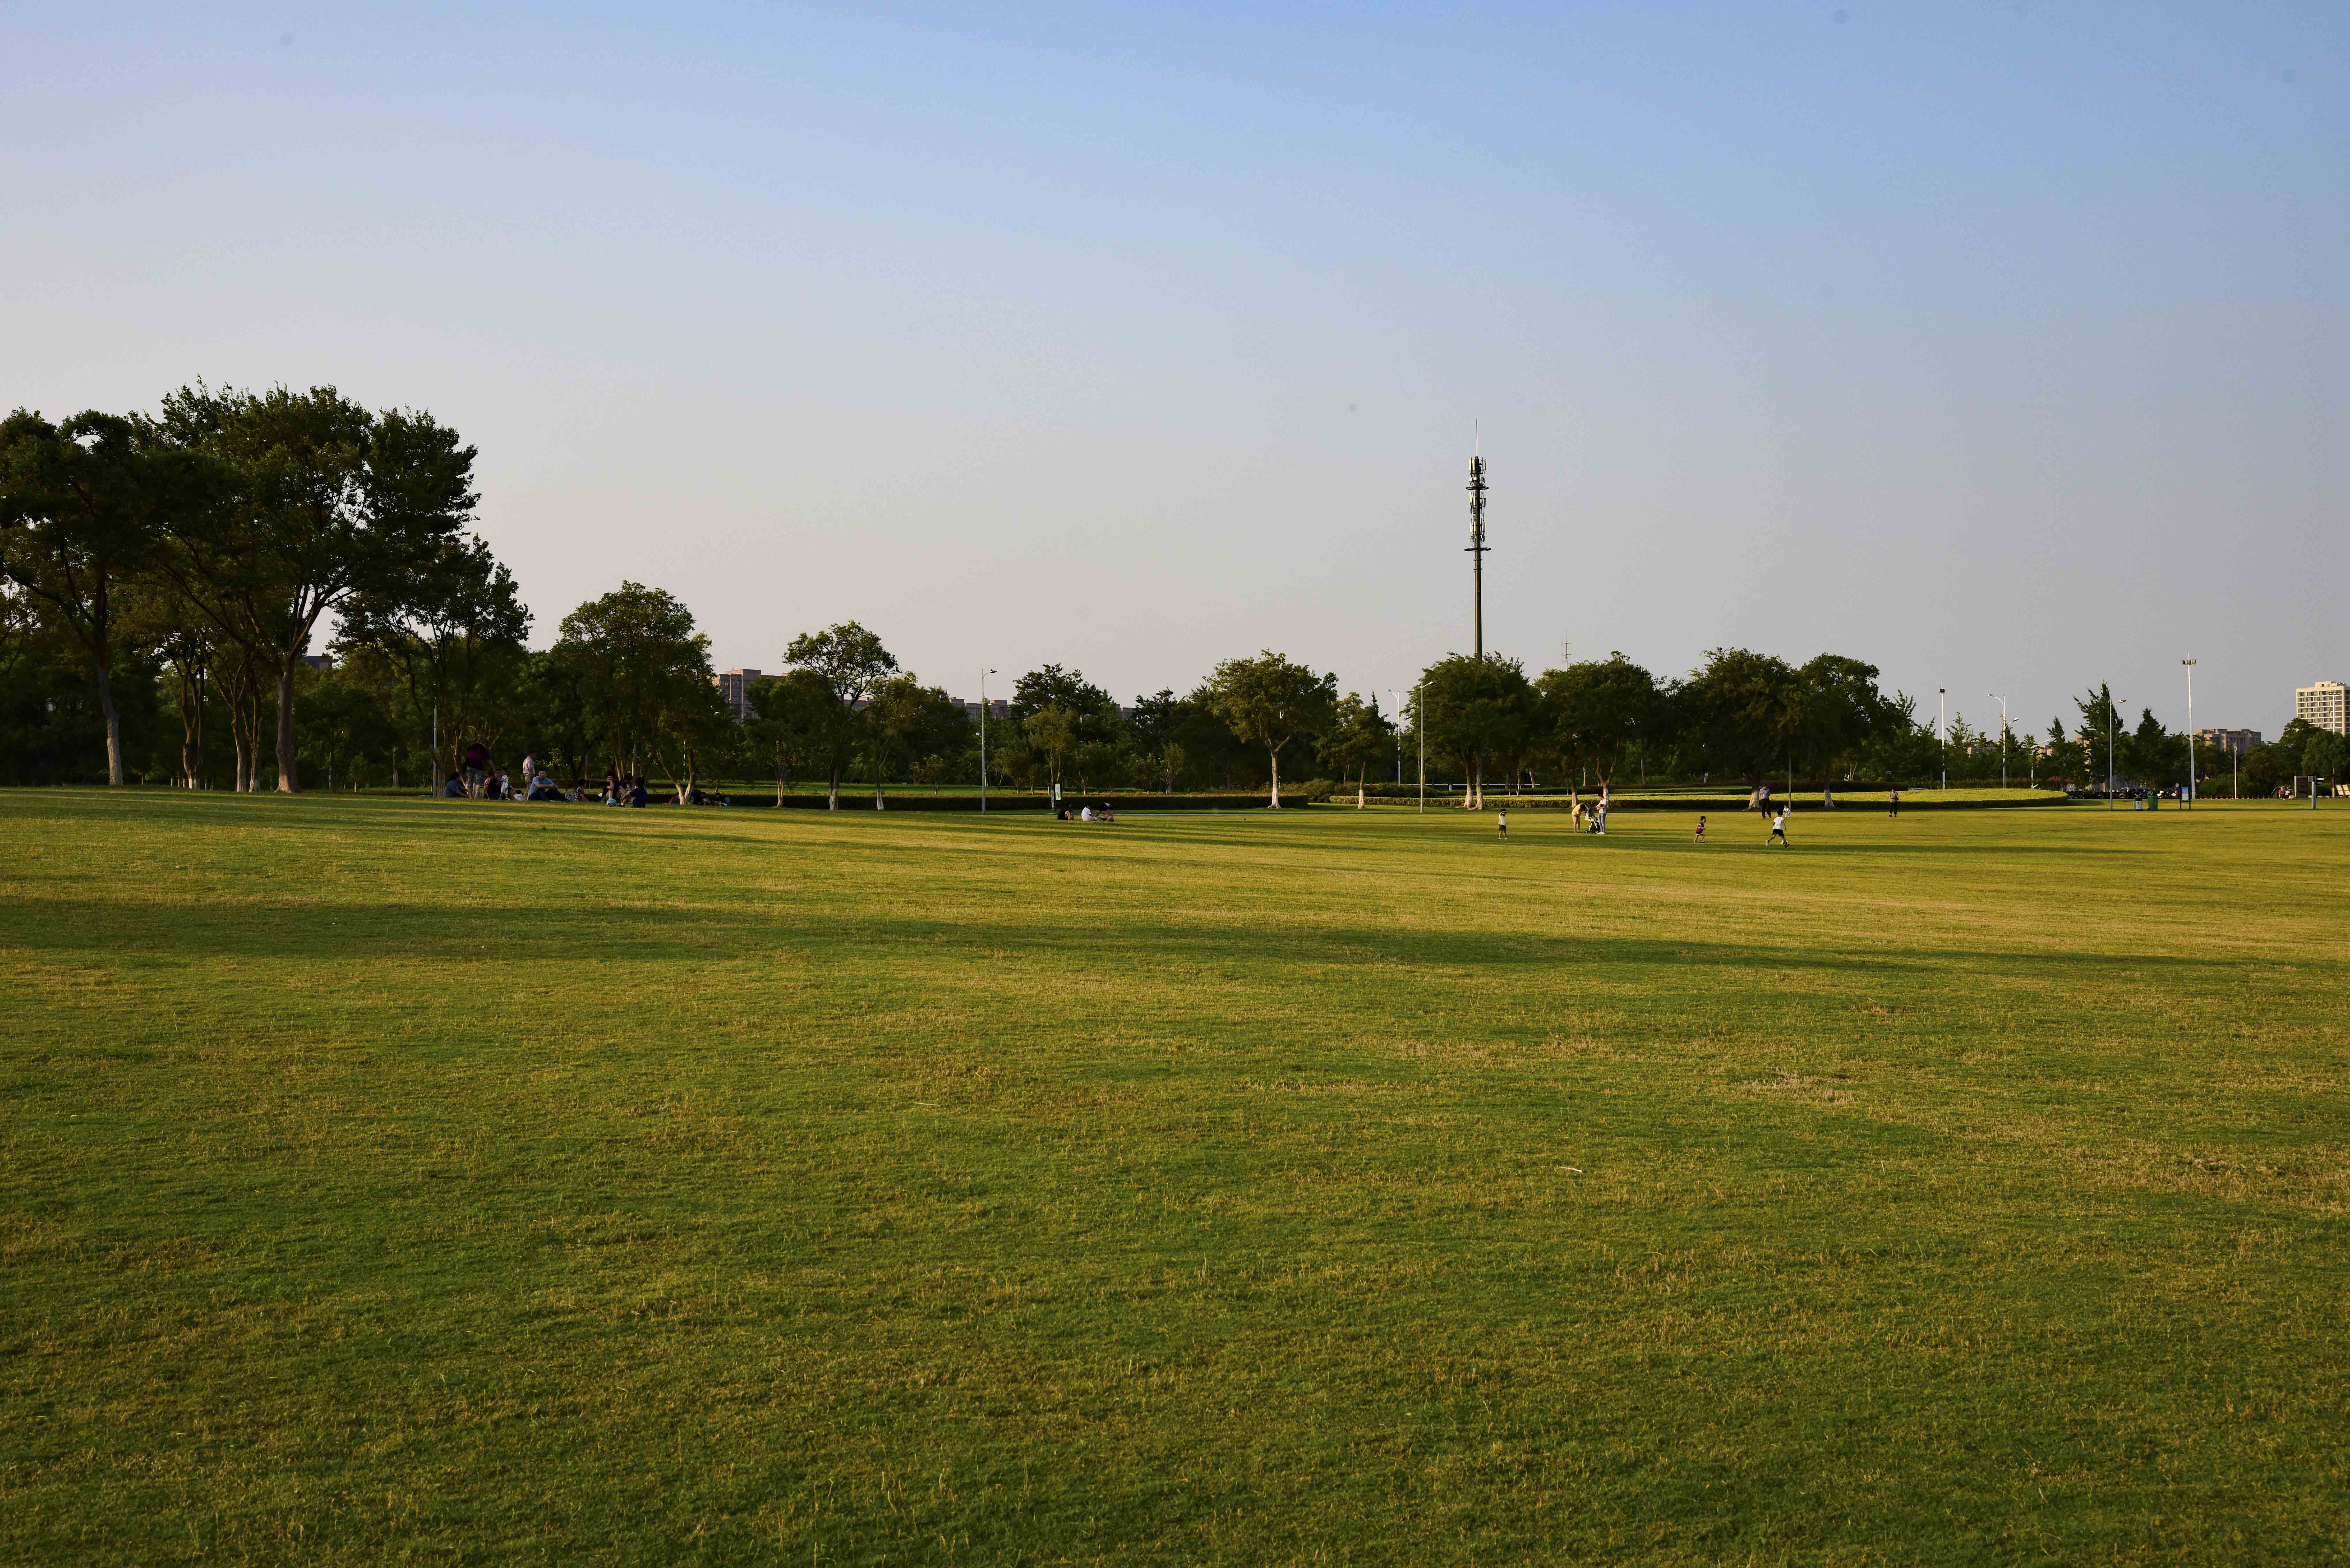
[1097,803,1115,822]
[627,775,649,808]
[441,773,466,798]
[1694,814,1707,844]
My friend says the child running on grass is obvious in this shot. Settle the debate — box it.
[1694,814,1707,844]
[1767,807,1790,848]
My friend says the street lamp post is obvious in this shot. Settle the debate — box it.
[2115,691,2134,804]
[1416,685,1426,814]
[1939,689,1947,791]
[1990,692,2009,789]
[979,669,997,813]
[2181,659,2197,808]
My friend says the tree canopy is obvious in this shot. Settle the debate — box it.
[1202,651,1337,806]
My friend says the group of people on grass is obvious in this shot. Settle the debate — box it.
[1056,801,1117,822]
[1488,785,1800,848]
[445,743,578,803]
[440,741,724,808]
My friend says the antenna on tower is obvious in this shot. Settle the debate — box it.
[1466,441,1489,659]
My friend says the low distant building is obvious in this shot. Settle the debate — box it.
[300,653,334,673]
[2195,727,2262,755]
[960,698,1010,723]
[714,668,762,722]
[2297,681,2347,736]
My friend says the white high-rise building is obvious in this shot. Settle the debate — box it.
[2296,681,2347,736]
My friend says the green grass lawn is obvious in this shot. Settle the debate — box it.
[5,790,2347,1563]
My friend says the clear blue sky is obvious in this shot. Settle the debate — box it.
[5,3,2342,738]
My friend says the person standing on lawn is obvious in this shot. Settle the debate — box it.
[1497,806,1509,841]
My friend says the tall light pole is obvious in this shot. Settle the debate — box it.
[979,669,997,813]
[1939,688,1947,791]
[1990,693,2009,789]
[2181,659,2196,807]
[1416,684,1426,814]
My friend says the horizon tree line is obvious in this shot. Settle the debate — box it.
[8,384,2332,800]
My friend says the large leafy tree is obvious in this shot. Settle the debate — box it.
[784,621,898,808]
[334,533,531,787]
[152,384,477,792]
[1010,665,1122,748]
[0,410,174,784]
[747,669,836,803]
[1415,654,1533,809]
[1794,654,1895,780]
[1318,692,1394,808]
[1537,653,1664,790]
[548,583,714,781]
[1021,705,1079,795]
[1127,689,1192,793]
[1203,651,1337,807]
[1680,647,1805,788]
[2120,707,2183,790]
[865,675,972,804]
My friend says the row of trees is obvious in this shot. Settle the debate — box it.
[7,384,2316,801]
[0,387,478,791]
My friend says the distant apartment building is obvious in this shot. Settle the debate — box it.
[714,668,762,722]
[2296,681,2347,736]
[2195,727,2262,755]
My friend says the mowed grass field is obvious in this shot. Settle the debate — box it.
[5,791,2348,1564]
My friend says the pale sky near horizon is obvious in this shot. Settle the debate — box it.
[4,3,2343,739]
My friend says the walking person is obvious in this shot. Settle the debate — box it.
[461,740,489,799]
[1767,806,1790,848]
[1887,785,1900,819]
[1694,814,1708,844]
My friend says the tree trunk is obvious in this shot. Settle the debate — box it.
[828,765,840,809]
[274,659,299,792]
[93,651,124,786]
[227,682,249,792]
[1268,745,1281,807]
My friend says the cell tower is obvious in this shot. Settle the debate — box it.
[1466,445,1489,659]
